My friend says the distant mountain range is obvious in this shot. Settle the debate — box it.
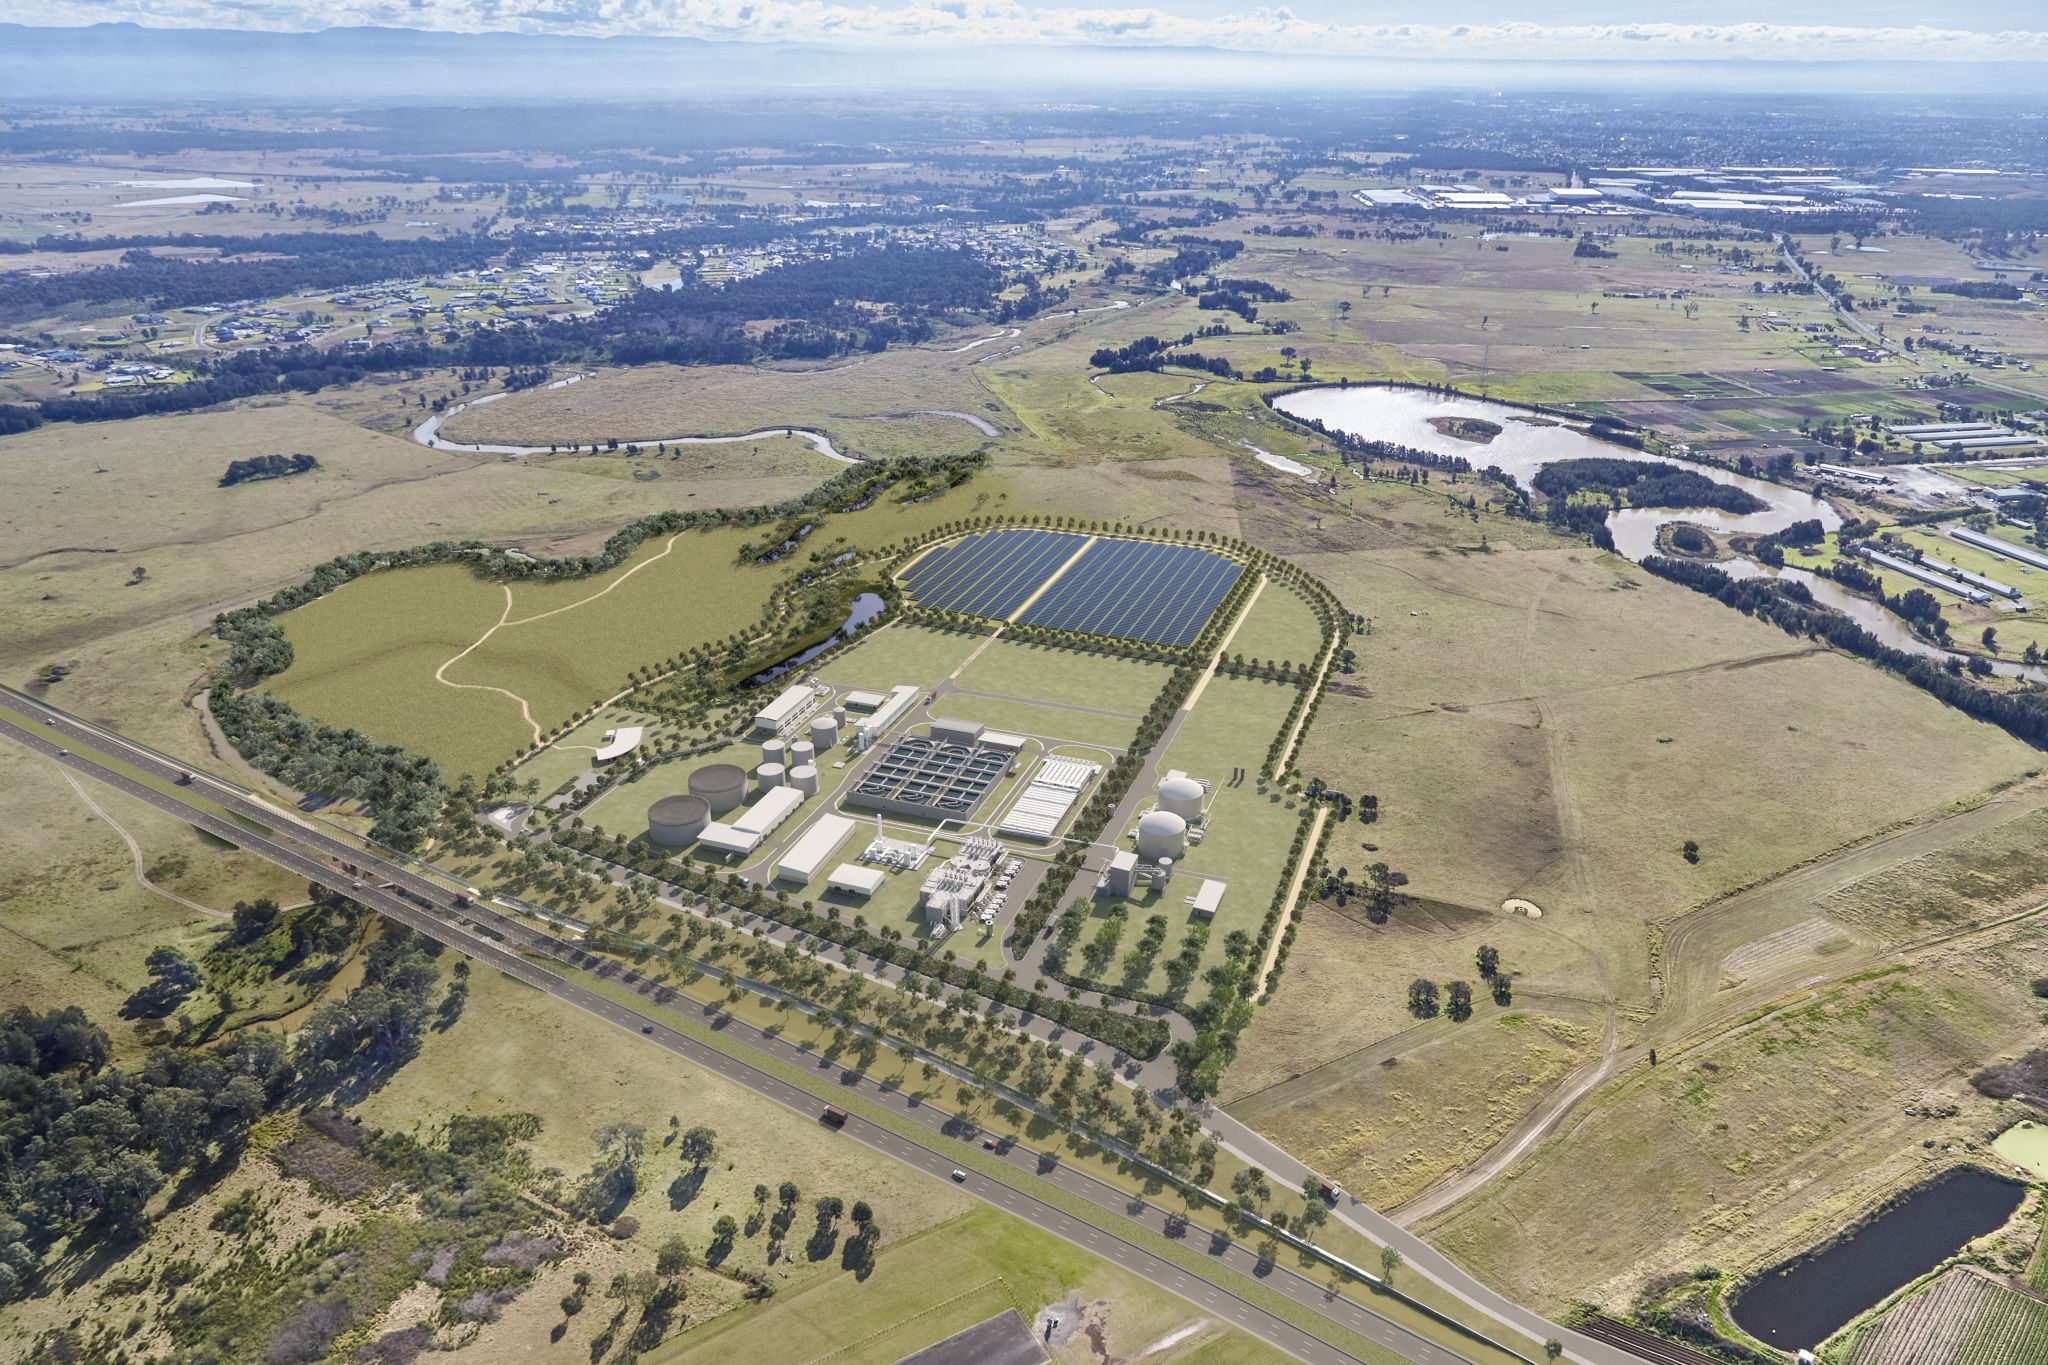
[0,22,2041,101]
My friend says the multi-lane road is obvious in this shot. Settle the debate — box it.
[0,691,1646,1365]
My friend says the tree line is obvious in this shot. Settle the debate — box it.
[1644,555,2048,748]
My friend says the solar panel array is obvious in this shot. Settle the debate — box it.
[900,529,1079,620]
[901,529,1243,649]
[1015,539,1242,647]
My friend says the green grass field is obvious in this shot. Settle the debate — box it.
[263,481,990,778]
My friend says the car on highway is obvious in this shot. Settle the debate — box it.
[822,1105,848,1127]
[950,1169,966,1182]
[641,1024,653,1034]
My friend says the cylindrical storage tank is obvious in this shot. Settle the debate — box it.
[1155,855,1175,882]
[647,794,710,847]
[790,763,820,796]
[1136,810,1189,861]
[833,706,848,726]
[689,762,748,816]
[809,716,839,750]
[761,737,787,765]
[1158,776,1204,822]
[789,741,816,769]
[756,762,785,791]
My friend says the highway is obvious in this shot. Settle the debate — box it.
[0,694,1537,1365]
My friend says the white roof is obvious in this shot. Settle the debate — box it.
[698,822,763,855]
[732,785,805,835]
[754,683,814,728]
[594,726,643,762]
[979,731,1027,751]
[777,814,855,882]
[827,864,886,895]
[1191,879,1226,914]
[842,690,886,711]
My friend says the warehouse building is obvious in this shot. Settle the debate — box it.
[777,813,855,883]
[697,785,807,856]
[754,682,828,736]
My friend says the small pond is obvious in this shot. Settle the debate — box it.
[744,592,885,687]
[1729,1166,2025,1351]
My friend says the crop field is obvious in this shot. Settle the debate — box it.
[1851,1267,2048,1365]
[1422,917,2048,1315]
[262,479,987,777]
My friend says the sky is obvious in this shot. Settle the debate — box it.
[9,1,2048,64]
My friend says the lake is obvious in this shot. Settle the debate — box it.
[1271,384,1841,561]
[1270,384,2035,672]
[1729,1166,2025,1351]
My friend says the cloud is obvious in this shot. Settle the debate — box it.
[16,0,2048,62]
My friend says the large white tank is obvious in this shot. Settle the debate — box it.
[1136,810,1189,861]
[789,741,816,769]
[761,737,787,765]
[789,763,820,796]
[756,762,785,790]
[810,715,840,749]
[1158,776,1204,822]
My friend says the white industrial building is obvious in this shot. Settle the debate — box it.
[754,682,828,736]
[594,726,643,762]
[697,785,807,856]
[852,685,921,750]
[777,813,855,883]
[997,756,1099,839]
[827,864,886,897]
[918,836,1002,930]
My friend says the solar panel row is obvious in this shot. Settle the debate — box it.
[900,528,1080,620]
[900,528,1242,648]
[1015,539,1241,647]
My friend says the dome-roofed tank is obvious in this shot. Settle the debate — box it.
[1157,776,1204,821]
[1136,809,1189,861]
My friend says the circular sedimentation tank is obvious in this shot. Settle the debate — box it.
[1136,809,1189,861]
[688,762,748,815]
[647,793,710,847]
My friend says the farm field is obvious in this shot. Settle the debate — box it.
[1290,537,2034,1019]
[1421,915,2048,1316]
[1226,899,1608,1207]
[1849,1266,2048,1365]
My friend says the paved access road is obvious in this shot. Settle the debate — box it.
[0,698,1512,1365]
